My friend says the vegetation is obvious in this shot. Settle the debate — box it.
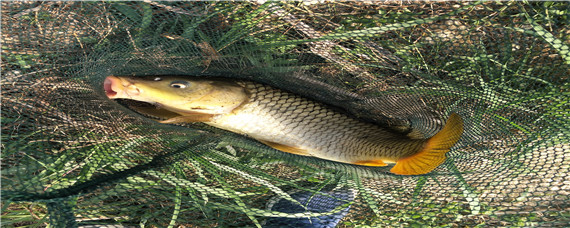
[2,1,567,227]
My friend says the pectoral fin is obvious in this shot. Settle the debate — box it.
[159,113,216,124]
[352,160,388,167]
[258,140,309,156]
[130,106,182,119]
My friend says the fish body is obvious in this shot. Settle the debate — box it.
[104,76,464,175]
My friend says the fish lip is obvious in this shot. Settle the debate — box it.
[104,76,121,98]
[104,77,116,97]
[104,76,141,99]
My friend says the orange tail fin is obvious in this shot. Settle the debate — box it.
[390,113,464,175]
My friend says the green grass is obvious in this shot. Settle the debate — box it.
[1,202,49,228]
[2,1,568,227]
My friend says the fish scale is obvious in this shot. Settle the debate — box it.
[104,75,464,175]
[209,81,425,163]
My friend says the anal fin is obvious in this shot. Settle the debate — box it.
[352,160,388,167]
[258,140,309,156]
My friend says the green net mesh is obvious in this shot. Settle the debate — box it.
[2,1,569,227]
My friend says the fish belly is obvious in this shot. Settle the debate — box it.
[207,82,423,164]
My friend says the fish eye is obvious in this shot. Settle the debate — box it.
[154,77,162,81]
[170,81,190,89]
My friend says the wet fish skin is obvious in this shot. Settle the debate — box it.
[104,75,249,115]
[211,82,426,162]
[104,76,464,175]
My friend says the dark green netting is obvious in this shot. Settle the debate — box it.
[2,1,569,227]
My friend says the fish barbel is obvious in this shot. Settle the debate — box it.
[104,76,464,175]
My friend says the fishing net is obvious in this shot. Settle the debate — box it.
[2,1,569,227]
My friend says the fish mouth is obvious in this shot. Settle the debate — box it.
[104,76,223,115]
[104,76,120,98]
[104,76,140,99]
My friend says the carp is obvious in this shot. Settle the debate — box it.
[104,76,463,175]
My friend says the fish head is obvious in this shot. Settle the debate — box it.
[104,76,249,115]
